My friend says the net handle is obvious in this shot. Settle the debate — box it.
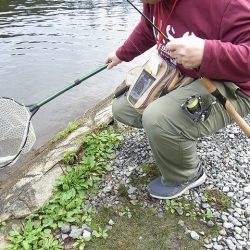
[35,64,108,110]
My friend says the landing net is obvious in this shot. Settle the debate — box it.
[0,98,36,168]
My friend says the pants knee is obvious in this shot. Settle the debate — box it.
[112,98,121,121]
[142,98,184,141]
[142,103,168,140]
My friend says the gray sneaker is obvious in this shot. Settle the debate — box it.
[147,165,206,200]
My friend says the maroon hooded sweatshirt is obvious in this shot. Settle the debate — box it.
[116,0,250,96]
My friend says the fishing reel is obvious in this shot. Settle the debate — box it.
[181,95,213,122]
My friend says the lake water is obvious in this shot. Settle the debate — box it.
[0,0,148,148]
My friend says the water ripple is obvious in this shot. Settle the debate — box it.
[0,0,141,147]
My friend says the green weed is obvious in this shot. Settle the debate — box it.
[6,127,123,250]
[165,199,197,219]
[63,151,77,165]
[202,208,215,222]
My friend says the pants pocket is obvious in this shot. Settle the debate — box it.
[223,82,240,99]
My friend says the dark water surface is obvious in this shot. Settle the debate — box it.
[0,0,144,148]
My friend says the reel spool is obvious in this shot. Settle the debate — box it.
[181,95,211,122]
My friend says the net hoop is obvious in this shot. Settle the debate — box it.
[0,97,36,168]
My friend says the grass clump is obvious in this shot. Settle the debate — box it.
[52,122,79,143]
[5,127,123,250]
[63,151,78,165]
[117,184,129,199]
[204,189,232,211]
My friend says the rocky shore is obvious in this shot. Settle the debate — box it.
[83,118,250,250]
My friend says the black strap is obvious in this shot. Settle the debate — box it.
[211,89,227,108]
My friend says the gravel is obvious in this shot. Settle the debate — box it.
[63,117,250,249]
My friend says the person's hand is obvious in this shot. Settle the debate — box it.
[105,52,122,69]
[166,36,205,69]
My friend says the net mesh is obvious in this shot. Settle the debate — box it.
[0,98,36,167]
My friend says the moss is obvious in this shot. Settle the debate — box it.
[86,205,218,250]
[52,122,79,142]
[131,163,160,187]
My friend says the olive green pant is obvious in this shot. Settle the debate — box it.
[112,79,250,185]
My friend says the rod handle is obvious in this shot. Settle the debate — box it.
[224,100,250,137]
[202,77,250,137]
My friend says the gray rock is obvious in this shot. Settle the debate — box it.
[61,234,68,240]
[222,214,228,222]
[204,243,213,249]
[207,220,215,227]
[213,211,221,218]
[223,186,230,192]
[128,212,132,218]
[103,185,112,193]
[227,192,235,197]
[241,226,248,234]
[234,233,243,240]
[213,243,224,250]
[243,184,250,193]
[244,206,250,217]
[190,231,200,241]
[128,194,137,200]
[225,239,236,250]
[217,236,222,242]
[235,208,243,215]
[229,216,242,226]
[234,226,242,235]
[237,240,247,246]
[69,227,83,239]
[61,224,71,234]
[176,207,184,216]
[82,230,91,239]
[242,198,250,205]
[219,229,227,236]
[223,222,234,229]
[108,219,114,226]
[204,239,210,244]
[127,186,137,194]
[202,203,211,209]
[178,220,185,227]
[82,223,90,231]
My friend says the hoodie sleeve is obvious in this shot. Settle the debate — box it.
[199,0,250,83]
[116,4,156,62]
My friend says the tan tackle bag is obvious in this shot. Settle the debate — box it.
[125,51,193,113]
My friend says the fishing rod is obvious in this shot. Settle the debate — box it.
[126,0,250,137]
[127,0,171,42]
